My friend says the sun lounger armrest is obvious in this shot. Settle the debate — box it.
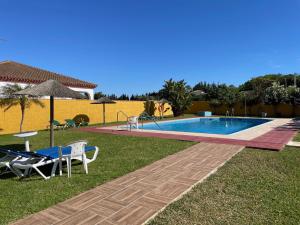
[90,146,99,163]
[84,146,99,163]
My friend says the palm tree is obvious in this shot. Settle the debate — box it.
[0,84,45,132]
[160,79,192,117]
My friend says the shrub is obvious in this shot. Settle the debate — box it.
[73,114,90,126]
[144,100,156,116]
[208,99,221,113]
[264,82,289,104]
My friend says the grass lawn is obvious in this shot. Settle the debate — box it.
[0,129,194,225]
[149,146,300,225]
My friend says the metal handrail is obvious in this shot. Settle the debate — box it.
[117,111,129,129]
[139,112,161,129]
[225,110,230,117]
[116,111,162,130]
[225,109,234,117]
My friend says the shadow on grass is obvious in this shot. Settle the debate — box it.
[0,169,16,179]
[0,144,25,151]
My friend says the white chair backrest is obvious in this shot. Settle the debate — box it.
[128,116,138,123]
[67,140,87,158]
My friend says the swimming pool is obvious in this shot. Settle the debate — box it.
[141,117,271,135]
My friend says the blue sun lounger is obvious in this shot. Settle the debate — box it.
[2,144,99,180]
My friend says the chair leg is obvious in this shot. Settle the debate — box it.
[82,154,88,174]
[51,161,58,177]
[67,158,71,178]
[66,158,69,177]
[59,159,63,176]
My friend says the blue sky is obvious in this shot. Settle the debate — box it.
[1,0,300,95]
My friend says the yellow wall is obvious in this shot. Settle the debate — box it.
[186,101,299,118]
[0,100,172,134]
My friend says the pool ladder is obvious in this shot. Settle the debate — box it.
[226,108,235,117]
[116,111,162,130]
[139,112,162,130]
[116,111,129,129]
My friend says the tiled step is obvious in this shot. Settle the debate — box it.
[286,141,300,147]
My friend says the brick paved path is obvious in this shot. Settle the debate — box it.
[12,143,243,225]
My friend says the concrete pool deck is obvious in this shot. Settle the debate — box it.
[80,118,298,151]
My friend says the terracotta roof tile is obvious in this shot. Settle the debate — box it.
[0,61,97,89]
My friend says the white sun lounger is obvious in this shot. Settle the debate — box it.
[9,144,99,180]
[0,149,23,176]
[9,151,62,180]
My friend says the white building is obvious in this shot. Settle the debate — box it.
[0,61,97,100]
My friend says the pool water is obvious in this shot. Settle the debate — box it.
[141,118,271,135]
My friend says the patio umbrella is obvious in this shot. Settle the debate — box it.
[91,97,116,125]
[15,79,84,147]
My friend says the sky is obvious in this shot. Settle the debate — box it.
[0,0,300,96]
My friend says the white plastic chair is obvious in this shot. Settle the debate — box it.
[63,140,88,177]
[262,112,267,118]
[127,116,139,131]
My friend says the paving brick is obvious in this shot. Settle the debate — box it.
[107,204,156,225]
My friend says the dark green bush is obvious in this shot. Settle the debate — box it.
[144,100,156,116]
[73,114,90,126]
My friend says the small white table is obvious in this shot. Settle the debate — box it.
[13,131,38,152]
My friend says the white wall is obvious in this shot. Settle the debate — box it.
[69,87,94,100]
[0,81,94,100]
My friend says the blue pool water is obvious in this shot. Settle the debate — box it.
[141,118,271,135]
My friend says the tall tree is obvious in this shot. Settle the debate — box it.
[118,94,129,100]
[0,84,45,132]
[94,91,106,100]
[264,82,289,116]
[160,79,192,117]
[219,85,239,107]
[239,77,274,104]
[264,82,289,104]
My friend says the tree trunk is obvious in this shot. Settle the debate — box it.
[274,104,280,117]
[173,107,183,117]
[20,107,25,133]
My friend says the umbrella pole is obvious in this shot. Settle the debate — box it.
[103,103,106,125]
[50,96,54,147]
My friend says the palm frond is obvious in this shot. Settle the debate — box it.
[3,102,19,112]
[0,84,44,111]
[30,98,45,108]
[0,98,19,107]
[0,83,44,132]
[0,84,23,98]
